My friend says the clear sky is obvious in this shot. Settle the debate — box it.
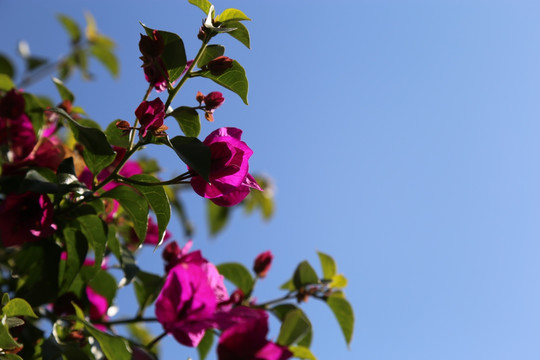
[3,0,540,359]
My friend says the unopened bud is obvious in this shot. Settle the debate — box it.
[253,250,273,278]
[196,91,205,104]
[203,56,234,76]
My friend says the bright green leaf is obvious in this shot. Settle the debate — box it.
[0,74,14,91]
[201,60,248,104]
[280,278,295,291]
[217,8,251,22]
[226,21,250,49]
[0,317,21,350]
[208,200,230,236]
[52,77,74,102]
[277,309,311,346]
[293,261,319,289]
[326,292,354,348]
[2,299,37,319]
[188,0,212,14]
[169,106,201,137]
[329,274,348,289]
[90,43,119,77]
[168,135,211,182]
[1,294,9,306]
[57,14,81,43]
[271,305,313,348]
[317,251,337,280]
[197,45,225,68]
[102,185,149,243]
[290,346,317,360]
[216,262,253,294]
[130,174,171,248]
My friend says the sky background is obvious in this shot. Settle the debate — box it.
[3,0,540,359]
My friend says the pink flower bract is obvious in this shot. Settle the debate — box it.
[190,127,262,206]
[135,98,165,138]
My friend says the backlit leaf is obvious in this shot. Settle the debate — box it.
[216,262,253,294]
[188,0,212,14]
[201,60,248,104]
[326,292,354,348]
[102,185,149,242]
[226,21,250,49]
[217,8,251,22]
[293,261,319,289]
[277,309,311,346]
[317,251,337,280]
[169,106,200,137]
[197,45,225,68]
[57,14,81,43]
[2,299,38,318]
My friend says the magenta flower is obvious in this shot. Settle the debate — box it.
[190,127,262,207]
[86,287,109,331]
[135,98,166,138]
[0,192,56,247]
[253,251,273,278]
[155,263,218,347]
[217,307,292,360]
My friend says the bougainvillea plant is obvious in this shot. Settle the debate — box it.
[0,1,354,359]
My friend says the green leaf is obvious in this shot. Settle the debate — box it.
[107,225,122,260]
[168,135,211,182]
[77,214,108,271]
[197,45,225,68]
[130,174,171,248]
[201,60,248,104]
[142,25,187,83]
[50,107,115,156]
[2,299,37,318]
[60,227,88,292]
[277,309,311,346]
[216,263,253,294]
[102,185,149,243]
[118,246,139,287]
[280,278,295,291]
[0,354,24,360]
[329,274,348,289]
[79,320,131,360]
[22,93,48,133]
[133,271,164,312]
[217,8,251,22]
[197,330,214,360]
[0,54,15,78]
[290,346,317,360]
[57,14,81,43]
[226,21,250,49]
[293,261,319,289]
[1,294,9,306]
[88,270,117,305]
[271,305,312,348]
[169,106,201,137]
[0,74,14,91]
[90,43,119,77]
[52,77,74,102]
[26,56,48,71]
[188,0,212,14]
[317,251,337,280]
[105,119,130,148]
[208,200,230,235]
[0,318,21,351]
[326,292,354,348]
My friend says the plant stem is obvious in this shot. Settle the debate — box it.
[115,171,192,186]
[147,331,168,350]
[253,291,296,309]
[98,317,158,326]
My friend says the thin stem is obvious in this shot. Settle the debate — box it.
[147,331,168,350]
[98,317,158,326]
[129,84,154,150]
[253,291,296,309]
[116,171,192,187]
[164,37,210,109]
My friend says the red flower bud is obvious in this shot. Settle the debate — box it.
[253,251,273,278]
[203,56,234,76]
[203,91,225,111]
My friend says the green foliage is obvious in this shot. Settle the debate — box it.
[201,60,249,104]
[197,45,225,67]
[57,14,82,44]
[105,119,130,148]
[290,346,317,360]
[142,25,187,83]
[293,261,320,289]
[168,135,211,181]
[208,200,230,235]
[52,77,74,102]
[216,8,251,23]
[227,21,251,49]
[0,74,14,91]
[0,54,15,78]
[216,262,254,294]
[326,292,354,348]
[134,271,164,313]
[197,330,214,360]
[277,308,311,346]
[102,185,149,242]
[169,106,201,137]
[188,0,213,14]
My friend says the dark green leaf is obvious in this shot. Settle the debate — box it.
[81,321,131,360]
[217,8,251,22]
[226,21,251,49]
[105,120,130,148]
[2,299,37,318]
[78,214,108,271]
[52,77,74,102]
[90,44,119,77]
[326,292,354,348]
[0,74,14,91]
[107,225,122,261]
[88,270,117,305]
[188,0,212,14]
[168,135,211,181]
[134,271,164,312]
[1,294,9,306]
[26,56,48,71]
[293,261,319,289]
[57,14,81,43]
[208,200,230,235]
[0,318,21,350]
[118,247,139,287]
[216,263,253,294]
[317,251,337,280]
[60,227,88,292]
[0,354,24,360]
[130,174,171,248]
[197,330,214,360]
[289,346,317,360]
[197,45,225,68]
[142,25,187,83]
[277,309,311,346]
[21,170,59,194]
[50,107,115,156]
[271,305,312,348]
[169,106,201,137]
[22,93,47,135]
[201,60,248,104]
[0,54,15,78]
[102,185,149,242]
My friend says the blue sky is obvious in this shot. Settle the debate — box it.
[3,0,540,359]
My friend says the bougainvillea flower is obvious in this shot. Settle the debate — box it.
[0,192,56,247]
[217,307,292,360]
[86,287,109,331]
[191,127,262,206]
[155,263,218,347]
[135,98,166,138]
[253,250,273,278]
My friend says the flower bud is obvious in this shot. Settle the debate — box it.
[162,241,181,264]
[253,250,273,278]
[196,91,205,104]
[203,56,233,76]
[203,91,225,111]
[138,30,164,59]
